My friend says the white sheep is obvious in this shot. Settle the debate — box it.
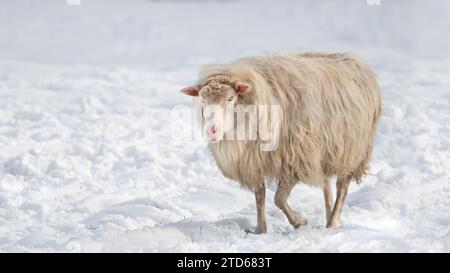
[181,52,382,233]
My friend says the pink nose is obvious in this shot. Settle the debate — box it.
[207,126,217,136]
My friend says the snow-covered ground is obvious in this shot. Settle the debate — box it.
[0,0,449,252]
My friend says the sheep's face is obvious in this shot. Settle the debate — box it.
[181,82,251,142]
[199,86,237,142]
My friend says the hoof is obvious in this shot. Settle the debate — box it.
[255,224,267,234]
[291,215,308,229]
[326,220,340,229]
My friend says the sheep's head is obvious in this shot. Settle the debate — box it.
[181,75,251,142]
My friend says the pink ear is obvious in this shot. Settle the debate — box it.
[181,85,200,96]
[235,83,251,95]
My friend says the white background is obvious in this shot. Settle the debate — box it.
[0,0,449,252]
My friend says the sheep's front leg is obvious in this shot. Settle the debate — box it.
[326,175,351,228]
[323,178,333,221]
[275,181,307,228]
[254,184,267,234]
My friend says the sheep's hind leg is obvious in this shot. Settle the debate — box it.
[275,181,307,229]
[254,184,267,234]
[323,178,333,222]
[326,175,351,228]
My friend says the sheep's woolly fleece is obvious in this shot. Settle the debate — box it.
[203,52,381,191]
[0,0,449,252]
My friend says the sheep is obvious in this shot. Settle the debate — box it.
[181,52,382,233]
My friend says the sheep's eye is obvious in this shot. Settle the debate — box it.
[227,96,234,102]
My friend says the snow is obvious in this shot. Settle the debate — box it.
[0,0,449,252]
